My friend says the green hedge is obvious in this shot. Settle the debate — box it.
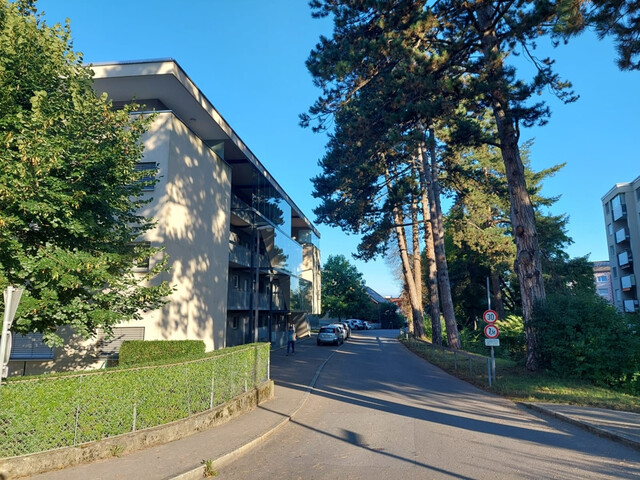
[118,340,206,367]
[0,343,270,458]
[533,292,640,389]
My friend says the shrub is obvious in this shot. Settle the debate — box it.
[533,292,639,387]
[118,340,206,367]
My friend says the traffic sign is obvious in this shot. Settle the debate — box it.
[485,338,500,347]
[483,309,498,324]
[484,324,499,339]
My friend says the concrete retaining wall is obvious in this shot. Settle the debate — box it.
[0,380,274,479]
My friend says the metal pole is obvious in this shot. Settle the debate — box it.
[1,286,24,385]
[487,358,492,387]
[486,276,491,310]
[491,346,496,382]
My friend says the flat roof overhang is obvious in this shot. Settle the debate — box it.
[91,59,320,237]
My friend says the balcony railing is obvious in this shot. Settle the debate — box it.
[618,251,633,269]
[621,275,636,291]
[624,299,638,313]
[227,290,287,311]
[615,227,630,244]
[612,203,627,222]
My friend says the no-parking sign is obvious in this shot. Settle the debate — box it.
[484,324,499,339]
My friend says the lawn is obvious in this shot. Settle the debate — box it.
[401,337,640,413]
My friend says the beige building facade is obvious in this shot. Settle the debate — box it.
[8,60,321,374]
[602,176,640,313]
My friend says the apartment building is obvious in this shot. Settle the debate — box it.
[602,176,640,312]
[592,261,613,304]
[9,59,321,373]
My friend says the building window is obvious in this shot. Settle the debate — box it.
[607,223,613,236]
[615,289,621,302]
[609,245,615,257]
[132,241,151,272]
[134,162,158,192]
[612,266,618,278]
[230,316,239,329]
[232,275,239,289]
[10,333,54,360]
[596,275,607,283]
[97,327,145,358]
[605,202,610,215]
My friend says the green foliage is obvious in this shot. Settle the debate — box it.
[118,340,206,367]
[457,315,526,362]
[533,293,640,388]
[402,337,640,412]
[0,343,269,457]
[321,254,372,320]
[0,0,171,344]
[379,301,404,328]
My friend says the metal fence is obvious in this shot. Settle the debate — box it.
[0,343,270,458]
[402,336,496,385]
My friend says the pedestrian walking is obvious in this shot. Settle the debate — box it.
[286,324,296,356]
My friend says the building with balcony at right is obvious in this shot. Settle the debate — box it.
[602,175,640,312]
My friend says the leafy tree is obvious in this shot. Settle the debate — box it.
[0,0,171,345]
[321,255,371,320]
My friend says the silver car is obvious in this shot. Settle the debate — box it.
[317,326,342,346]
[330,324,347,342]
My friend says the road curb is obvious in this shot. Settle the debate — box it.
[520,402,640,453]
[170,347,340,479]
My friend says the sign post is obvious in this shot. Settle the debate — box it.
[483,309,499,383]
[1,286,24,385]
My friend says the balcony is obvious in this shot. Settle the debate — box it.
[618,251,633,269]
[229,242,251,267]
[612,203,627,222]
[615,227,630,244]
[623,299,639,313]
[621,275,636,291]
[227,290,287,311]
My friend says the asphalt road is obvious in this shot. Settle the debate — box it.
[216,330,640,479]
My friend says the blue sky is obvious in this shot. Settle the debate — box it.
[38,0,639,297]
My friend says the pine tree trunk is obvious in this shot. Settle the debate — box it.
[416,152,442,345]
[421,132,461,349]
[475,4,546,370]
[490,271,506,320]
[385,167,425,337]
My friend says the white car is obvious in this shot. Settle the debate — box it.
[330,324,347,342]
[346,319,364,330]
[317,326,342,346]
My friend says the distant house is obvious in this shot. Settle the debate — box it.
[592,261,614,304]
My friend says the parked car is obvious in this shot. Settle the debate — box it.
[330,324,347,343]
[317,326,342,346]
[338,322,351,339]
[346,319,364,330]
[363,321,374,330]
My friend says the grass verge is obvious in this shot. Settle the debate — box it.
[401,337,640,413]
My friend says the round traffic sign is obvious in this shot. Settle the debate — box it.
[484,324,499,339]
[483,309,498,324]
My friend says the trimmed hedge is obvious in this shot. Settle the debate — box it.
[118,340,206,367]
